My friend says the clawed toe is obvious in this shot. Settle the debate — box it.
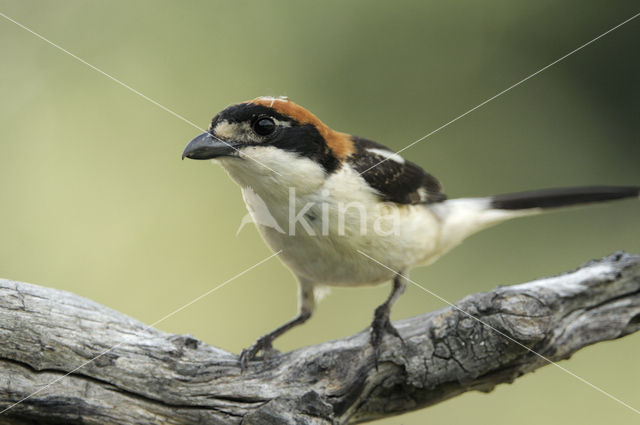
[370,305,404,368]
[238,335,280,370]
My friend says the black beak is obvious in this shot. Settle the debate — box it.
[182,132,239,160]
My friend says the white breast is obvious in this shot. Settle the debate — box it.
[221,152,444,286]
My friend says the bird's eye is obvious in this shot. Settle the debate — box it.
[253,117,276,136]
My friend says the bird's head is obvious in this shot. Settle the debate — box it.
[182,97,355,189]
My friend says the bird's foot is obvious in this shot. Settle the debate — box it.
[370,304,404,369]
[239,335,280,371]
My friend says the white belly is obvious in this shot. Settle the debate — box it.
[219,153,446,286]
[241,180,443,286]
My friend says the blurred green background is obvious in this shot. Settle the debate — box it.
[1,1,639,423]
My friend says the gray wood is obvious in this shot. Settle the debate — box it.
[1,252,639,425]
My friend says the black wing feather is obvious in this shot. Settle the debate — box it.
[347,137,446,204]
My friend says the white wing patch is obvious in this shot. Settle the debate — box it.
[417,187,429,202]
[366,148,405,164]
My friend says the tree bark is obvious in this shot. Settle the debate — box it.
[1,252,639,425]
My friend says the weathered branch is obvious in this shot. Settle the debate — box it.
[1,252,639,425]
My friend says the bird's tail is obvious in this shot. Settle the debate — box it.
[488,186,639,211]
[433,185,639,252]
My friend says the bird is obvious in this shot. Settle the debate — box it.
[182,96,639,368]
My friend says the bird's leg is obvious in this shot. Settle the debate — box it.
[370,272,407,364]
[239,279,315,370]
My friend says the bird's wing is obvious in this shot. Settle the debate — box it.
[346,136,446,204]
